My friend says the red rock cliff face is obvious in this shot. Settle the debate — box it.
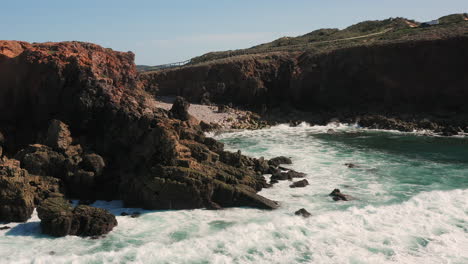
[141,36,468,114]
[0,41,137,125]
[0,41,277,219]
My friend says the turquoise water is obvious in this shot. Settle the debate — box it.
[1,124,467,263]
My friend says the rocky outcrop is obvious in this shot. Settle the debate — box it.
[290,179,309,188]
[294,208,311,218]
[0,159,35,222]
[329,189,354,201]
[268,156,292,167]
[0,40,278,218]
[37,197,117,237]
[141,36,468,131]
[0,156,62,222]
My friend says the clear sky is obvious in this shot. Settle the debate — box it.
[1,0,466,65]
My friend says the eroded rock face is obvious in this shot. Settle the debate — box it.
[45,120,73,152]
[37,197,117,237]
[0,156,64,222]
[0,159,35,222]
[0,40,277,214]
[141,37,468,131]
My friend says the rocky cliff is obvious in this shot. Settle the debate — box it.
[141,36,468,131]
[0,41,278,226]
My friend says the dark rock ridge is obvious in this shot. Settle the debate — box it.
[329,189,354,201]
[290,179,309,188]
[294,208,311,218]
[0,40,278,224]
[37,197,117,237]
[140,36,468,132]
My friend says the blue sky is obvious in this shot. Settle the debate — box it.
[1,0,466,65]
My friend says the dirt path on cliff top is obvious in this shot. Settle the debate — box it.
[145,96,247,128]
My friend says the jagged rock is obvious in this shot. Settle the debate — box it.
[80,154,105,176]
[0,159,35,222]
[212,183,279,209]
[271,171,290,181]
[45,120,73,152]
[270,179,279,184]
[15,144,68,178]
[254,157,270,174]
[345,163,359,168]
[329,189,354,201]
[170,96,191,121]
[290,179,309,188]
[271,169,306,181]
[441,126,460,136]
[0,41,278,212]
[268,156,292,167]
[37,197,117,237]
[286,170,306,178]
[0,226,11,230]
[295,208,311,218]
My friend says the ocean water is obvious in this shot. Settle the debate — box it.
[1,124,467,264]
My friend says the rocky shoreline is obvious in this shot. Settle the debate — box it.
[1,35,467,238]
[0,41,282,237]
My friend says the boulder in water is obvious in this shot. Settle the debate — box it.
[290,179,309,188]
[268,156,292,167]
[294,208,311,218]
[37,197,117,237]
[344,163,359,168]
[329,188,354,201]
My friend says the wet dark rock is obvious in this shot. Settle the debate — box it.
[271,171,290,181]
[37,197,117,237]
[294,208,311,218]
[0,41,278,213]
[290,179,309,188]
[120,212,129,216]
[268,156,292,167]
[345,163,359,168]
[286,170,306,179]
[15,144,67,178]
[271,169,307,181]
[130,212,141,218]
[270,179,279,184]
[90,235,106,240]
[329,189,354,201]
[0,226,11,230]
[441,126,460,136]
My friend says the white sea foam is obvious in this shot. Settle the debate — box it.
[1,125,467,264]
